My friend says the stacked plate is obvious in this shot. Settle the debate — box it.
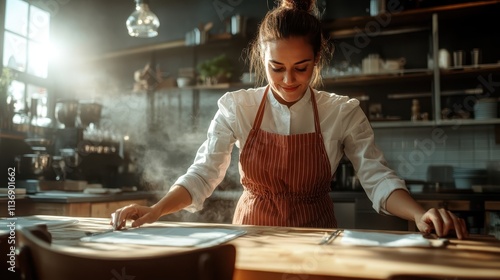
[453,167,487,189]
[474,98,498,120]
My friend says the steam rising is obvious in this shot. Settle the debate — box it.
[94,89,203,189]
[92,87,241,223]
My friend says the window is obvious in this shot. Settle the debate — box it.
[3,0,51,123]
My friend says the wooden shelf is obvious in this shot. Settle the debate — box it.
[81,34,247,63]
[436,118,500,126]
[180,83,233,90]
[323,0,500,38]
[371,118,500,128]
[322,69,433,87]
[170,82,254,91]
[0,129,26,140]
[321,64,500,92]
[371,120,435,128]
[82,39,186,63]
[440,64,500,80]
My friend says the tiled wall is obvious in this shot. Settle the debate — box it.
[99,90,499,187]
[374,125,500,181]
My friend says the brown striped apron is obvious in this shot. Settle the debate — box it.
[233,86,337,228]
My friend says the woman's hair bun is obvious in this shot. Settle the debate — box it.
[280,0,315,13]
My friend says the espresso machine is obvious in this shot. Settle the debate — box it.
[52,100,123,188]
[13,98,59,193]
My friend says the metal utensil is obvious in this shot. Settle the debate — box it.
[86,213,122,236]
[319,229,342,245]
[111,212,118,230]
[85,228,115,237]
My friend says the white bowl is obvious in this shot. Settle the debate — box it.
[176,77,192,87]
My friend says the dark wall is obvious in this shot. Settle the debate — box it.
[49,1,276,101]
[52,0,272,56]
[50,1,377,58]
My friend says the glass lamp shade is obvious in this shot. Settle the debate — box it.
[126,0,160,38]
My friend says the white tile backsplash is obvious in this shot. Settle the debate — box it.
[490,148,500,160]
[475,150,490,161]
[374,125,498,181]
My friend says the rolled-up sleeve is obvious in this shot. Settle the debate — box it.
[173,93,237,212]
[341,100,408,214]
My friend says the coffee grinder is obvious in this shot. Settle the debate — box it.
[53,99,85,181]
[54,99,82,149]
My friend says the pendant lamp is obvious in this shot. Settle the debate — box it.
[126,0,160,38]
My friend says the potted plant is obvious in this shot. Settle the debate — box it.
[197,54,233,85]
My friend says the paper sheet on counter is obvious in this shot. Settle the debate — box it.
[81,227,246,247]
[339,230,433,247]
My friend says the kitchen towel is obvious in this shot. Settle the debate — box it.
[339,230,432,247]
[81,226,246,247]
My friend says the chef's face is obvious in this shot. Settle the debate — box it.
[262,37,317,106]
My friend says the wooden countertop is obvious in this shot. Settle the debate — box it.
[0,191,158,203]
[14,215,500,280]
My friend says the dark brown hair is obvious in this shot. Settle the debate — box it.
[248,0,332,87]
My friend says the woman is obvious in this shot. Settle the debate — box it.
[112,0,467,239]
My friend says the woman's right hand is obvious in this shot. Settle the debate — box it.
[110,204,162,230]
[110,185,193,230]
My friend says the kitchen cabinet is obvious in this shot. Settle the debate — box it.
[416,199,470,211]
[334,201,355,229]
[355,197,410,231]
[89,200,148,218]
[321,1,500,128]
[10,198,148,218]
[163,190,500,233]
[407,197,487,234]
[485,201,500,236]
[0,191,156,218]
[349,194,495,234]
[332,193,497,233]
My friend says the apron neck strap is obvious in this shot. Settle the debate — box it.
[252,85,270,130]
[309,87,322,134]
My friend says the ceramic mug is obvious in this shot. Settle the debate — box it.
[471,48,482,67]
[453,50,465,67]
[438,49,451,69]
[362,54,381,74]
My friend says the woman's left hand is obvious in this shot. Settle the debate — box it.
[415,208,468,239]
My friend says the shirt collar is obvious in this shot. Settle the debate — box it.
[267,86,312,110]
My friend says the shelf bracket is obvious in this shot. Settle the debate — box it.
[432,13,441,123]
[496,125,500,145]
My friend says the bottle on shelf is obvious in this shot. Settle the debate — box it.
[411,99,420,122]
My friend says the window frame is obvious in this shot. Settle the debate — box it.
[1,0,53,120]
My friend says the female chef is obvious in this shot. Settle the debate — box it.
[112,0,468,239]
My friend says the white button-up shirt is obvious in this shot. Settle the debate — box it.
[175,86,407,214]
